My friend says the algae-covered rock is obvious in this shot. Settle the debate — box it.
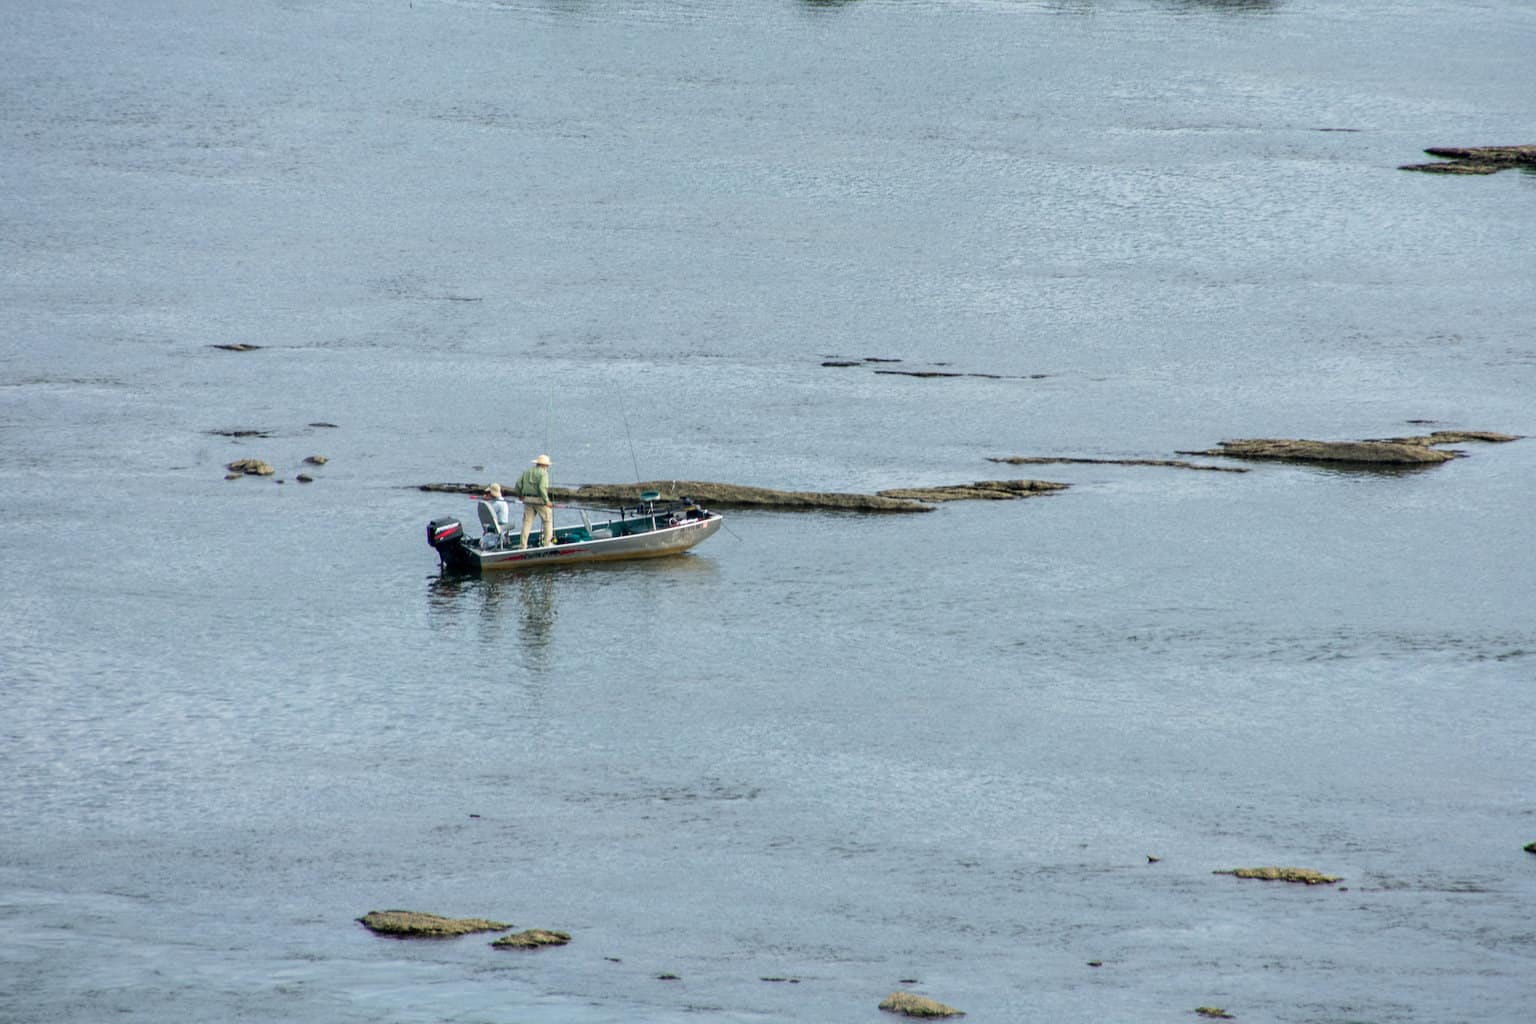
[304,454,329,465]
[564,481,929,512]
[358,910,510,937]
[1195,1008,1235,1019]
[1182,439,1454,465]
[491,928,571,949]
[1524,841,1536,854]
[1401,144,1536,174]
[1214,867,1341,885]
[1374,430,1521,447]
[422,480,931,512]
[879,991,965,1017]
[989,455,1247,473]
[876,479,1067,502]
[227,458,275,476]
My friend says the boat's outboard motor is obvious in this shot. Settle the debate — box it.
[427,518,463,553]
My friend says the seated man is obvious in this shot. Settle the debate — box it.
[477,483,511,547]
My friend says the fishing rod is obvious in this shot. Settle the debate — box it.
[617,391,642,484]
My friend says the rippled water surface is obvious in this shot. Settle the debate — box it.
[3,2,1534,1022]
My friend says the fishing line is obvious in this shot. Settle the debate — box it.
[618,391,642,483]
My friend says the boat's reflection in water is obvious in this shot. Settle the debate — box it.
[426,554,721,671]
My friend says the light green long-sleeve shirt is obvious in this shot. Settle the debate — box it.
[515,465,550,505]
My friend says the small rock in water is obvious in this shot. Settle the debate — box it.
[304,454,328,465]
[1147,855,1162,863]
[296,474,313,484]
[1524,841,1536,854]
[1400,144,1536,174]
[308,421,339,428]
[226,458,274,476]
[1213,866,1341,885]
[656,973,681,981]
[1194,1008,1235,1019]
[878,991,965,1017]
[358,910,510,937]
[211,342,261,352]
[491,928,571,949]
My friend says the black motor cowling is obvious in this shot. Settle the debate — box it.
[427,518,464,549]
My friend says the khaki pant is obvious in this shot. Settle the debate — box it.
[520,502,555,549]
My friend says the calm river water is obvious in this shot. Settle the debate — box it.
[3,1,1534,1022]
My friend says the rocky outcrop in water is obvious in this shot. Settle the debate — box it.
[1524,841,1536,854]
[1194,1008,1236,1019]
[1213,867,1341,884]
[227,458,275,476]
[876,479,1066,502]
[1400,145,1536,174]
[421,479,1069,511]
[879,991,965,1017]
[358,910,510,937]
[211,342,261,351]
[1181,431,1518,466]
[989,455,1247,473]
[491,928,571,949]
[1185,439,1455,465]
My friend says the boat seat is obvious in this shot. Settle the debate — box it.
[477,500,510,549]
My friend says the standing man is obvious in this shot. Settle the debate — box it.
[516,454,555,549]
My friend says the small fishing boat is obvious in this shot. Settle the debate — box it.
[426,491,723,575]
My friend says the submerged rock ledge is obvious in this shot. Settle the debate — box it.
[1214,867,1341,885]
[358,910,510,937]
[1400,144,1536,174]
[1180,431,1519,466]
[989,455,1247,473]
[420,479,1068,512]
[491,928,571,949]
[879,991,965,1017]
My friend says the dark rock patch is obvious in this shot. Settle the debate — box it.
[303,455,329,465]
[1371,430,1520,446]
[1214,866,1341,884]
[296,474,314,483]
[877,480,1066,502]
[1181,439,1455,465]
[210,429,271,438]
[821,360,863,367]
[358,910,510,937]
[1183,431,1518,466]
[1524,841,1535,854]
[309,422,339,428]
[211,343,261,352]
[564,481,931,512]
[490,928,571,949]
[990,455,1247,473]
[1194,1008,1235,1020]
[421,479,1071,512]
[874,369,1044,380]
[879,991,965,1017]
[1400,144,1536,174]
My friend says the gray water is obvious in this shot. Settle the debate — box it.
[2,1,1534,1022]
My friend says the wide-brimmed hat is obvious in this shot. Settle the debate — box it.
[485,483,502,498]
[533,454,551,466]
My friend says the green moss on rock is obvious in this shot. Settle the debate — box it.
[1214,867,1341,885]
[491,928,571,949]
[879,991,965,1017]
[358,910,510,937]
